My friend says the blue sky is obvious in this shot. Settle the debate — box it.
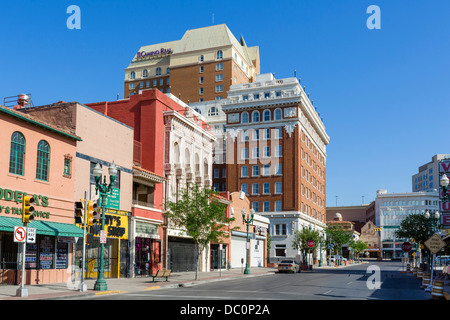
[1,0,449,206]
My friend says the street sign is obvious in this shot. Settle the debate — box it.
[424,233,446,254]
[27,228,36,243]
[307,240,315,248]
[401,242,412,252]
[100,230,107,244]
[14,226,26,243]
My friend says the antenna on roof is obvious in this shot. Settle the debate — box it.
[212,13,214,25]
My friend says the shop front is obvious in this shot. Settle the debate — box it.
[134,220,161,276]
[75,209,130,279]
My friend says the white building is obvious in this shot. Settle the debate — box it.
[375,189,439,259]
[412,154,450,192]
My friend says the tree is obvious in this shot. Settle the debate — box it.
[351,240,369,260]
[394,214,431,245]
[166,184,235,280]
[325,225,353,263]
[292,228,320,265]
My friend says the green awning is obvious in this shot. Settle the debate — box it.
[0,216,83,237]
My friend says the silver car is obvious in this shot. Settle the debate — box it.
[278,260,300,273]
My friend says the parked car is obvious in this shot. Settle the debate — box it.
[437,256,450,265]
[329,255,347,263]
[278,260,300,273]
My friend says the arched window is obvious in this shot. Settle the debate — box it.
[216,50,223,60]
[208,107,218,116]
[156,67,161,76]
[130,71,135,80]
[173,143,180,165]
[9,131,25,175]
[252,111,260,123]
[142,69,148,78]
[200,55,204,62]
[166,67,170,75]
[274,108,282,120]
[263,110,271,121]
[36,140,50,181]
[241,112,249,124]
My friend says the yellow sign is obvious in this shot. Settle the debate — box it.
[77,208,129,240]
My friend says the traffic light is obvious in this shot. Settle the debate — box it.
[87,201,99,226]
[22,195,35,226]
[74,201,84,225]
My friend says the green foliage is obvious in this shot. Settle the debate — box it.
[166,184,234,279]
[394,214,431,244]
[325,225,354,252]
[292,228,321,263]
[351,240,369,256]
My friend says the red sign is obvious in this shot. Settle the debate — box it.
[307,240,315,248]
[402,242,412,252]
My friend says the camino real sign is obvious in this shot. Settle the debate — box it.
[439,160,450,228]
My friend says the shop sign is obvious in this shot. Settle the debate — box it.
[0,187,50,219]
[136,48,172,60]
[87,209,129,240]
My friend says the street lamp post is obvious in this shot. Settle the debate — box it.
[93,162,117,291]
[242,208,254,275]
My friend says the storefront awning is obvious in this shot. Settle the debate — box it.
[0,216,84,237]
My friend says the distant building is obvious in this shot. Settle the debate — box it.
[412,154,450,192]
[222,73,330,264]
[124,24,260,103]
[326,205,370,234]
[375,189,439,259]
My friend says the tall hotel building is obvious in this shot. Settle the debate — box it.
[124,24,260,103]
[222,74,330,263]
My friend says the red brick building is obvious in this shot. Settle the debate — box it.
[86,89,216,273]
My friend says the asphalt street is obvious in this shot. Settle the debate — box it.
[86,260,429,301]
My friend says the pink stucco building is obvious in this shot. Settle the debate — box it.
[0,103,82,285]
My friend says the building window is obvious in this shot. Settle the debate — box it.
[263,110,271,121]
[156,67,161,76]
[208,106,218,116]
[130,71,135,80]
[153,80,157,86]
[241,112,249,123]
[263,146,270,158]
[216,50,223,59]
[160,79,163,86]
[36,140,50,181]
[216,85,223,93]
[253,129,260,141]
[241,148,249,160]
[241,166,248,177]
[129,83,135,90]
[275,127,282,139]
[214,168,220,179]
[263,182,270,194]
[263,164,270,176]
[263,201,270,212]
[200,76,204,84]
[142,69,148,78]
[241,183,248,195]
[243,95,249,101]
[275,224,286,235]
[264,92,270,98]
[215,96,223,100]
[252,111,260,123]
[275,163,282,175]
[252,201,259,212]
[216,63,223,71]
[63,154,72,177]
[252,147,259,159]
[9,131,25,176]
[140,81,144,88]
[275,244,286,256]
[252,165,259,176]
[254,93,260,100]
[241,130,249,142]
[275,145,282,157]
[263,128,270,140]
[200,66,204,73]
[274,108,282,120]
[275,201,282,212]
[252,183,259,195]
[275,91,282,97]
[200,55,204,62]
[166,68,170,74]
[275,182,282,194]
[200,88,204,95]
[146,81,150,87]
[216,74,223,82]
